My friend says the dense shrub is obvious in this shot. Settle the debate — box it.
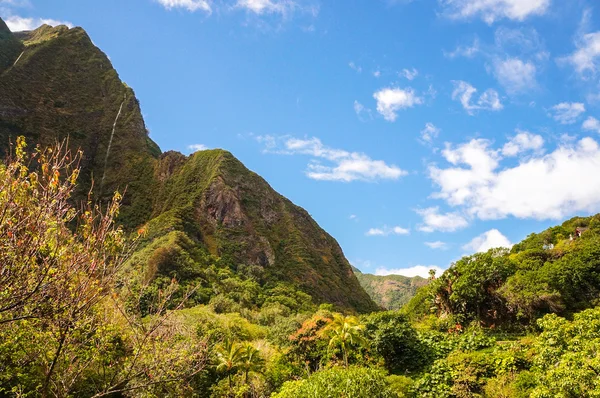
[272,366,396,398]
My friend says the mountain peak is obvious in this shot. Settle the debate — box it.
[0,17,11,34]
[0,18,378,313]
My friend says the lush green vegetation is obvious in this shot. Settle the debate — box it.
[407,215,600,326]
[5,142,600,397]
[6,17,600,398]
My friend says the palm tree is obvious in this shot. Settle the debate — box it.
[323,314,366,368]
[215,338,245,393]
[240,343,264,384]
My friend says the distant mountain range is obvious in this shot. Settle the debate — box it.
[353,267,429,310]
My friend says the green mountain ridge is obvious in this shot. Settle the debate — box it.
[352,267,429,310]
[0,19,378,313]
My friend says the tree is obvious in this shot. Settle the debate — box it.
[364,311,429,374]
[215,338,245,393]
[288,311,332,373]
[240,343,264,384]
[0,138,208,397]
[323,314,366,368]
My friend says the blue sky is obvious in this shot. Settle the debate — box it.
[3,0,600,277]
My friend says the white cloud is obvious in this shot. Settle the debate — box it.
[429,135,600,221]
[375,265,445,278]
[236,0,299,15]
[188,144,208,152]
[494,27,547,58]
[562,31,600,78]
[493,57,537,94]
[366,226,410,237]
[452,81,503,115]
[463,229,512,253]
[401,68,419,80]
[156,0,211,13]
[353,100,372,120]
[501,130,544,157]
[425,241,449,250]
[373,87,423,122]
[4,16,73,31]
[156,0,317,18]
[256,135,407,182]
[373,70,381,78]
[420,123,440,143]
[441,0,550,24]
[549,102,586,125]
[445,38,480,58]
[349,214,358,220]
[349,61,362,73]
[416,207,469,233]
[583,116,600,134]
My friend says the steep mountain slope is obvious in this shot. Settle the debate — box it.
[0,22,160,227]
[0,19,378,313]
[353,267,428,310]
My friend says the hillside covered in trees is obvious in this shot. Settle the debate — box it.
[353,267,429,310]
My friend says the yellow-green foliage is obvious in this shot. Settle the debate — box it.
[0,140,208,397]
[178,305,267,342]
[272,366,397,398]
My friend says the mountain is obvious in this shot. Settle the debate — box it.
[353,267,429,310]
[0,20,378,313]
[0,22,160,228]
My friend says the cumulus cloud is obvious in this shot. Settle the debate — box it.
[583,116,600,134]
[416,207,469,233]
[451,81,503,115]
[463,229,512,253]
[425,241,449,250]
[401,68,419,80]
[156,0,212,13]
[562,31,600,78]
[375,265,445,278]
[493,57,537,94]
[373,87,423,122]
[441,0,550,24]
[429,135,600,221]
[256,135,407,182]
[366,226,410,237]
[501,130,544,157]
[420,123,441,143]
[549,102,586,125]
[4,16,73,31]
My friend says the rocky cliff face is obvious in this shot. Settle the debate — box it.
[0,19,378,313]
